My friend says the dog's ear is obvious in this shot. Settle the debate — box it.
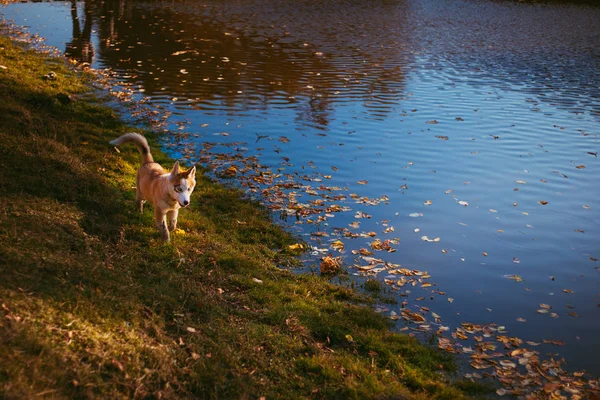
[170,161,180,177]
[186,166,196,179]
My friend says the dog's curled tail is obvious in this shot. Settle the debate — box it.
[109,133,154,165]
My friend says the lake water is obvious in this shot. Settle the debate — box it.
[2,0,599,389]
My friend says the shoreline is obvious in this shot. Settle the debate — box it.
[0,35,484,399]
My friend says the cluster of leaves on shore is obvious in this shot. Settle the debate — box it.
[0,35,493,399]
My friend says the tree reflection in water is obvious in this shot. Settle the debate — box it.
[65,0,94,63]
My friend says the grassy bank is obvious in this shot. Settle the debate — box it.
[0,36,484,399]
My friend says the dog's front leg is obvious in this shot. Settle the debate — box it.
[154,208,170,241]
[167,209,179,231]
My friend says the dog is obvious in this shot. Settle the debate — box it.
[109,133,196,242]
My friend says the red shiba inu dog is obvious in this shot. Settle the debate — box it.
[109,133,196,242]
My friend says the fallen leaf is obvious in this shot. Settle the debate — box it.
[331,240,345,251]
[507,275,524,282]
[320,255,341,274]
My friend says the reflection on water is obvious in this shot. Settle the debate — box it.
[64,0,93,63]
[3,0,600,382]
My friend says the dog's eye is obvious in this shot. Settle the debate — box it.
[174,187,182,193]
[187,188,192,192]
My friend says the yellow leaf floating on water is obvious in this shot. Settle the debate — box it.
[357,180,368,185]
[507,274,523,282]
[359,248,374,256]
[331,240,345,251]
[288,243,305,251]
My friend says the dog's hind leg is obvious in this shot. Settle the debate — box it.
[136,188,145,213]
[154,208,170,241]
[167,209,179,231]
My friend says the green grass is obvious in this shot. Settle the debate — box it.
[0,36,486,399]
